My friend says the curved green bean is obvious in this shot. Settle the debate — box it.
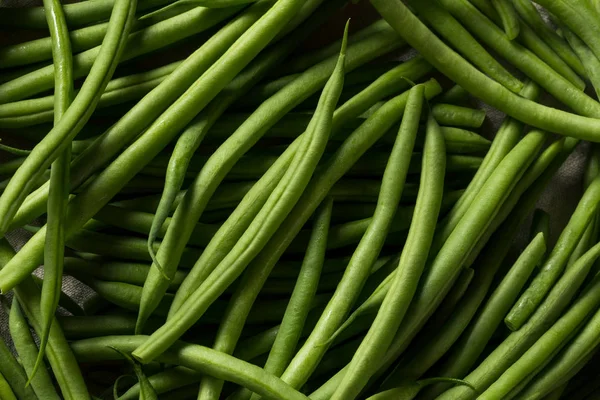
[512,0,585,76]
[9,301,61,400]
[492,0,520,39]
[331,111,445,399]
[0,0,136,238]
[370,0,600,141]
[279,84,424,390]
[0,0,314,293]
[72,335,309,400]
[437,241,600,400]
[431,103,486,128]
[506,175,600,330]
[0,6,240,103]
[35,0,75,384]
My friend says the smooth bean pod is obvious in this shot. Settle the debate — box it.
[431,103,486,128]
[331,111,445,399]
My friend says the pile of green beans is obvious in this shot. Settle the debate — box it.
[5,0,600,398]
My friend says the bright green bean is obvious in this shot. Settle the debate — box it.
[72,335,309,400]
[437,242,600,400]
[0,0,313,293]
[0,7,240,104]
[429,80,539,257]
[166,32,412,317]
[0,0,172,28]
[492,0,520,39]
[0,373,17,400]
[9,301,61,400]
[431,103,486,128]
[332,111,445,399]
[0,241,90,400]
[512,0,585,76]
[0,62,181,128]
[7,2,275,231]
[370,0,600,141]
[145,0,342,275]
[481,252,600,398]
[280,84,424,390]
[35,0,75,383]
[518,307,600,399]
[184,30,348,400]
[0,0,136,238]
[507,175,600,330]
[0,308,38,400]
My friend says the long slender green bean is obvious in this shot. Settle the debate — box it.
[562,25,600,99]
[370,0,600,141]
[72,335,309,400]
[0,239,90,400]
[9,301,61,400]
[0,62,181,128]
[176,29,348,400]
[34,0,75,384]
[165,30,411,318]
[506,175,600,330]
[0,0,172,28]
[0,6,240,104]
[405,0,523,92]
[0,308,38,400]
[431,103,486,128]
[0,0,137,238]
[331,111,445,399]
[491,0,520,39]
[0,373,17,400]
[145,0,343,274]
[0,0,314,293]
[437,242,600,400]
[512,0,585,76]
[6,1,276,231]
[278,84,424,390]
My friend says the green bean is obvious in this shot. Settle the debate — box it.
[331,111,445,399]
[35,0,75,384]
[0,307,37,400]
[0,6,189,69]
[31,275,85,316]
[117,366,201,400]
[370,0,600,141]
[0,240,90,400]
[534,0,600,63]
[310,129,547,399]
[145,0,343,274]
[58,313,161,339]
[183,30,348,400]
[7,2,276,231]
[278,84,424,391]
[0,0,172,29]
[506,175,600,330]
[0,372,17,400]
[235,200,332,400]
[562,25,600,99]
[0,0,314,293]
[389,233,546,389]
[72,335,309,400]
[0,7,240,104]
[518,308,600,399]
[440,127,491,153]
[405,0,522,92]
[424,77,537,257]
[512,0,585,76]
[491,0,520,39]
[437,242,600,400]
[165,33,414,319]
[367,378,473,400]
[431,103,486,128]
[481,258,600,398]
[9,301,61,400]
[0,62,181,128]
[0,0,136,239]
